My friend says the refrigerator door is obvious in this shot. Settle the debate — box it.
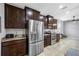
[29,20,44,56]
[36,21,44,42]
[29,20,37,33]
[29,20,37,43]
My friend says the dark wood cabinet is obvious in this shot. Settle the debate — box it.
[16,9,25,28]
[33,10,40,20]
[44,17,48,29]
[2,45,17,56]
[38,15,47,28]
[5,4,17,28]
[46,15,57,29]
[25,7,40,21]
[5,4,25,28]
[44,34,51,47]
[1,39,27,56]
[16,43,26,56]
[56,34,60,42]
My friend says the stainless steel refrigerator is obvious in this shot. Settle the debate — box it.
[29,20,44,56]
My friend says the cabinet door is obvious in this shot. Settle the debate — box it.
[2,45,17,56]
[44,18,48,29]
[48,18,53,29]
[16,8,25,28]
[16,42,26,56]
[5,4,17,28]
[25,7,40,20]
[44,36,47,47]
[56,34,60,42]
[33,10,40,20]
[44,35,51,47]
[5,4,25,28]
[53,19,57,29]
[46,35,51,45]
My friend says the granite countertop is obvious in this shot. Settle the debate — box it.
[1,37,26,42]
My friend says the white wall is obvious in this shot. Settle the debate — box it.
[57,20,64,34]
[64,21,79,39]
[0,3,5,56]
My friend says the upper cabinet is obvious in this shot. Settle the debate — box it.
[46,15,57,29]
[25,7,40,21]
[5,4,25,28]
[5,4,57,29]
[52,19,57,29]
[39,15,46,21]
[16,8,25,28]
[38,15,47,28]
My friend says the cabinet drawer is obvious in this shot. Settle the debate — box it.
[2,39,26,46]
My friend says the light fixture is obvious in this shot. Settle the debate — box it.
[72,16,76,23]
[39,16,43,19]
[27,10,33,16]
[59,5,64,9]
[49,17,52,20]
[59,5,67,9]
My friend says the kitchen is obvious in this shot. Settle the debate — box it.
[0,3,63,56]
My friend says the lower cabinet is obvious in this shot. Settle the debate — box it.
[1,39,27,56]
[56,34,60,42]
[2,45,17,56]
[44,34,51,47]
[16,43,26,56]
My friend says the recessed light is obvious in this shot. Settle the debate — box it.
[59,5,67,9]
[39,16,43,19]
[59,5,64,9]
[49,17,52,20]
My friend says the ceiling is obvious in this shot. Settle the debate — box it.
[8,3,79,21]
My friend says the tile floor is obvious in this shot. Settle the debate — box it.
[38,38,79,56]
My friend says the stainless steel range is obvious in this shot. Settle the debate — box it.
[28,20,44,56]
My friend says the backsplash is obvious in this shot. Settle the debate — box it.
[6,29,25,34]
[5,29,27,37]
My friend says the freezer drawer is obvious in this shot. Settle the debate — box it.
[29,41,44,56]
[29,43,36,56]
[36,41,44,55]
